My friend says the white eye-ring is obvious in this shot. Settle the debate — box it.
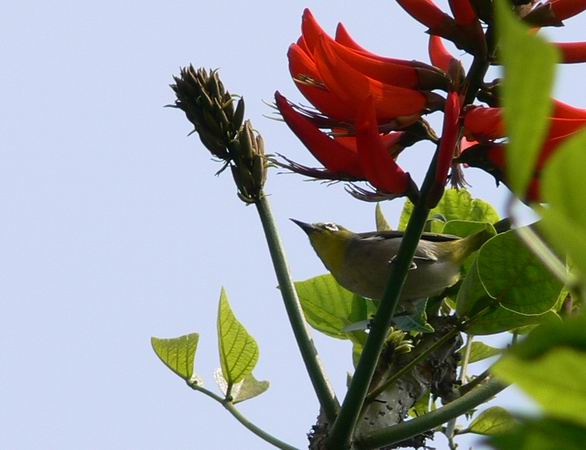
[323,223,339,232]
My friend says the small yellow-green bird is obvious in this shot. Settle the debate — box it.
[292,219,495,302]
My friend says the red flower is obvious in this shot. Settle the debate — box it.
[275,91,412,197]
[288,9,445,125]
[277,9,475,201]
[460,100,586,202]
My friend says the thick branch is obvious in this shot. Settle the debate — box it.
[355,379,508,449]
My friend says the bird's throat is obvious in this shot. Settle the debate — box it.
[309,233,347,275]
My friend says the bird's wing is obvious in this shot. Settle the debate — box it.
[357,230,460,242]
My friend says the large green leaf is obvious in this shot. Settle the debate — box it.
[496,0,558,196]
[493,348,586,427]
[468,406,516,435]
[214,369,269,404]
[217,288,259,389]
[442,220,495,238]
[508,316,586,359]
[489,418,586,450]
[295,273,369,341]
[457,230,563,334]
[399,189,499,231]
[151,333,199,382]
[541,130,586,278]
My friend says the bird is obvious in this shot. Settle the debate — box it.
[291,219,495,302]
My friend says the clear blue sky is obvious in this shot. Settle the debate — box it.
[1,1,584,449]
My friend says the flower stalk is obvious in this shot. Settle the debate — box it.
[255,194,339,421]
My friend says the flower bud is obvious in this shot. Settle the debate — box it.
[230,121,268,203]
[171,66,267,204]
[170,66,244,161]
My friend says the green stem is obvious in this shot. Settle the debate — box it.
[326,160,435,450]
[445,335,473,441]
[459,370,490,396]
[255,194,339,421]
[355,379,507,450]
[189,383,299,450]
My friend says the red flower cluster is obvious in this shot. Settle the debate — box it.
[458,0,586,203]
[460,100,586,202]
[276,1,586,203]
[275,6,473,201]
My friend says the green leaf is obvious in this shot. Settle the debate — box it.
[496,0,558,196]
[457,230,563,334]
[468,406,516,435]
[467,308,559,336]
[295,273,369,341]
[489,418,586,450]
[214,369,269,404]
[151,333,199,382]
[541,129,586,278]
[217,288,259,388]
[375,203,392,231]
[399,189,499,231]
[442,220,496,238]
[493,348,586,427]
[461,341,502,365]
[503,315,586,361]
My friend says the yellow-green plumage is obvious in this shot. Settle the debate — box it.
[292,220,493,302]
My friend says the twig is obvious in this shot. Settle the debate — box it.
[189,382,300,450]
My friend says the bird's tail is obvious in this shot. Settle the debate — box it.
[451,226,496,264]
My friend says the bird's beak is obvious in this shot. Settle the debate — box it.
[290,218,317,235]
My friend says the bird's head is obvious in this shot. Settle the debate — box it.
[291,219,355,271]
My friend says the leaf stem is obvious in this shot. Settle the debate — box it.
[255,194,339,421]
[354,379,507,450]
[189,383,300,450]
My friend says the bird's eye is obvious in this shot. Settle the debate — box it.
[323,223,339,232]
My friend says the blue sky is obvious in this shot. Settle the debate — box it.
[1,1,585,449]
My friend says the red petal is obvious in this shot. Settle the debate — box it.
[287,44,356,121]
[300,9,327,53]
[396,0,454,31]
[436,92,462,184]
[428,35,456,72]
[555,42,586,63]
[328,42,421,89]
[355,98,410,194]
[551,0,586,21]
[275,92,364,178]
[335,23,373,54]
[304,10,441,89]
[448,0,478,25]
[313,37,428,121]
[463,107,505,140]
[553,99,586,119]
[547,116,586,140]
